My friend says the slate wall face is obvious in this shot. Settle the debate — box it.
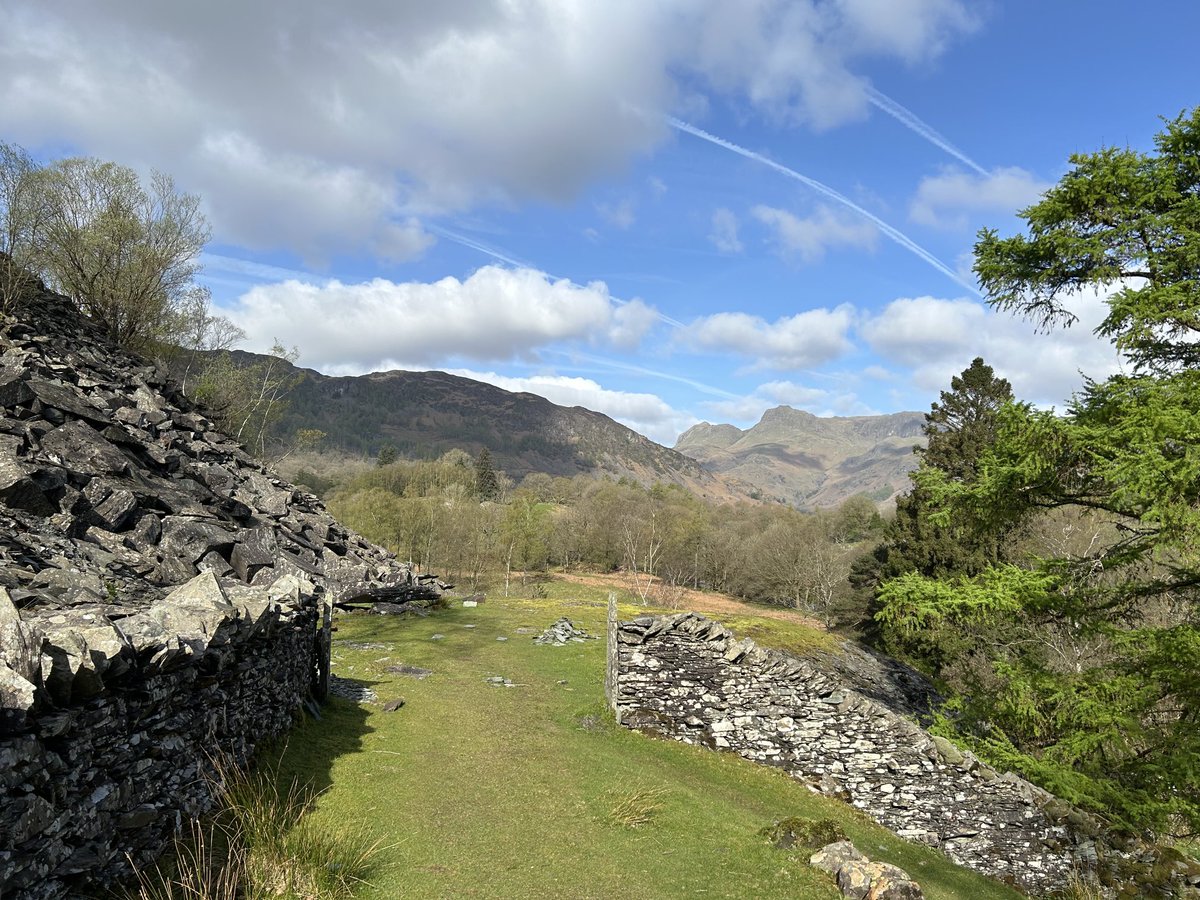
[612,613,1097,896]
[0,575,319,900]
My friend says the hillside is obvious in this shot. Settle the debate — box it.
[218,351,751,502]
[675,406,926,508]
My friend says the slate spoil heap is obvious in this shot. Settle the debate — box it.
[0,285,415,898]
[533,617,596,645]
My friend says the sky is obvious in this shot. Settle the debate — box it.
[2,1,1198,445]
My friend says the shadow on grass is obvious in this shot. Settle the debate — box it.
[269,682,379,796]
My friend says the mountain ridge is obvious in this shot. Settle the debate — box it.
[224,351,752,503]
[675,405,926,508]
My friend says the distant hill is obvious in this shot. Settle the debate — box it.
[214,352,750,502]
[675,406,926,508]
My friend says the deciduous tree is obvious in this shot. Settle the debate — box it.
[37,158,209,350]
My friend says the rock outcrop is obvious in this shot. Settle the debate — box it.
[0,285,413,898]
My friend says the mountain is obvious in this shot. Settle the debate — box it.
[675,406,926,508]
[222,352,749,502]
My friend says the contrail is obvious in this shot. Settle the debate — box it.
[426,223,531,269]
[563,351,742,400]
[864,86,987,176]
[667,116,978,294]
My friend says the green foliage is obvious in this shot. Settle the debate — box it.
[0,142,51,310]
[855,358,1017,614]
[191,344,301,458]
[976,108,1200,376]
[37,157,210,350]
[375,443,397,467]
[881,109,1200,836]
[474,447,499,501]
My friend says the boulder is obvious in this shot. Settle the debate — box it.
[810,841,866,875]
[811,841,923,900]
[40,420,131,477]
[231,527,278,583]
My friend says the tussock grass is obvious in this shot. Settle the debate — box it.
[1053,871,1104,899]
[126,760,383,900]
[607,787,670,828]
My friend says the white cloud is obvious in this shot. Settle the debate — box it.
[910,166,1051,229]
[227,265,656,371]
[680,306,856,369]
[684,0,977,129]
[608,300,660,349]
[862,291,1125,407]
[752,204,879,262]
[836,0,980,63]
[446,370,697,446]
[0,2,980,261]
[709,208,743,254]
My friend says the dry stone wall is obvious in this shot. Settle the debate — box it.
[0,285,414,898]
[610,612,1096,896]
[1,572,317,897]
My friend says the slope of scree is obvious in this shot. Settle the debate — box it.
[0,283,413,718]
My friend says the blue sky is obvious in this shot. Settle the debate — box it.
[3,1,1198,444]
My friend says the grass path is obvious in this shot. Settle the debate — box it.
[273,588,1023,899]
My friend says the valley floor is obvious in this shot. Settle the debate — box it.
[272,577,1023,899]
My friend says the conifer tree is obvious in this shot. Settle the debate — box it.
[474,448,499,501]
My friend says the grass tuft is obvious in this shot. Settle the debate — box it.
[607,787,670,828]
[1053,871,1104,900]
[759,816,847,851]
[126,759,382,900]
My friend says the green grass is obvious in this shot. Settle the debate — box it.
[272,590,1024,900]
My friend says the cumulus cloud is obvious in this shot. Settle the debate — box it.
[910,166,1051,228]
[685,0,978,129]
[836,0,980,63]
[0,1,980,261]
[446,370,697,446]
[226,265,657,371]
[680,306,856,369]
[752,204,879,262]
[861,291,1126,406]
[709,208,744,254]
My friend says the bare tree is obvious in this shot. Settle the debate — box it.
[621,509,663,604]
[169,285,247,392]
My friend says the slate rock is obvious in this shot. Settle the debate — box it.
[0,587,40,683]
[40,420,131,477]
[231,526,278,583]
[0,452,54,516]
[837,861,924,900]
[809,841,866,876]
